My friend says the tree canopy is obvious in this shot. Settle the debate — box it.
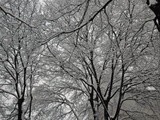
[0,0,160,120]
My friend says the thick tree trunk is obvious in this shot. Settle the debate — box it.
[18,98,24,120]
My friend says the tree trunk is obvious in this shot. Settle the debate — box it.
[18,98,24,120]
[104,109,109,120]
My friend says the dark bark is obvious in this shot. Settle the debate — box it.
[104,58,115,120]
[89,87,97,120]
[113,64,125,120]
[146,0,160,31]
[29,94,33,120]
[18,97,24,120]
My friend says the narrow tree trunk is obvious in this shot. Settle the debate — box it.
[104,109,109,120]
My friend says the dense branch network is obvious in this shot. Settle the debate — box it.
[0,6,34,28]
[42,0,114,45]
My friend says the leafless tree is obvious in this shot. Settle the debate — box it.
[0,0,160,120]
[38,0,160,120]
[0,0,43,119]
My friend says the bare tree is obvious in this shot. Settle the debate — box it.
[0,0,43,119]
[38,0,160,120]
[1,0,160,120]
